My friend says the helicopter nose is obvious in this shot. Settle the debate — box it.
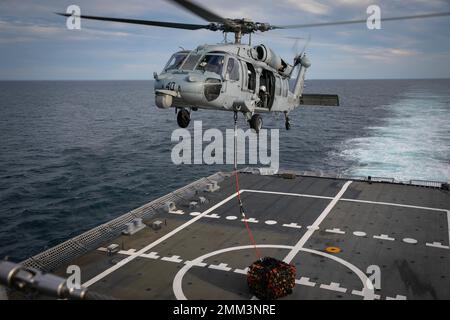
[155,92,173,109]
[154,73,212,107]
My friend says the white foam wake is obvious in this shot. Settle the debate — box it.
[338,91,450,182]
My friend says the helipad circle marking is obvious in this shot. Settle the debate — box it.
[265,220,277,225]
[226,216,238,220]
[190,212,201,216]
[325,246,341,254]
[353,231,367,237]
[403,238,418,244]
[173,245,375,300]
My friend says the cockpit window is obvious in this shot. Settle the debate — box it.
[164,52,188,71]
[196,54,225,76]
[181,54,202,70]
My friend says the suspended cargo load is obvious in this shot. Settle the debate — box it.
[247,257,296,300]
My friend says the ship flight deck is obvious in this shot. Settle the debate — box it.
[20,169,450,300]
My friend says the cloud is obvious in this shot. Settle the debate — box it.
[1,0,450,79]
[0,18,165,43]
[334,0,373,7]
[286,0,331,15]
[310,40,418,61]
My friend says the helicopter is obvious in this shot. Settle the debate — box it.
[59,0,450,133]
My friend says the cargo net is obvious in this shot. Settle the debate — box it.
[247,257,296,300]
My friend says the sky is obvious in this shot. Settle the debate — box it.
[0,0,450,80]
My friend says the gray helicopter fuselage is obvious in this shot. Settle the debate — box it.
[153,43,303,116]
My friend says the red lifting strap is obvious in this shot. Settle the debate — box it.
[233,112,261,259]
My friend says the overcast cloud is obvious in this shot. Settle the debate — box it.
[0,0,449,79]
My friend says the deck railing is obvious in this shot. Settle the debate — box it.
[21,171,227,272]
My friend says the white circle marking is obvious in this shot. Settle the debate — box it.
[172,244,375,300]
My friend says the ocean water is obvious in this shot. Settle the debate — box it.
[0,79,449,261]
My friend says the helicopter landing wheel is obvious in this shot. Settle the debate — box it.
[249,114,263,133]
[177,108,190,128]
[285,117,291,130]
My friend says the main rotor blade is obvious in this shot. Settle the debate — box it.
[273,11,450,29]
[253,33,306,41]
[168,0,229,24]
[56,13,210,30]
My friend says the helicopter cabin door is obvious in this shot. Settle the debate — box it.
[259,69,275,110]
[223,56,242,101]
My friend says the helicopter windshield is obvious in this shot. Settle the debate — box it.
[180,54,202,70]
[164,52,189,71]
[196,54,225,76]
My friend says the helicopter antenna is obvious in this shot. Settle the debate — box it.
[300,34,311,57]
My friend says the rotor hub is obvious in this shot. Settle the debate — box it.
[206,19,273,43]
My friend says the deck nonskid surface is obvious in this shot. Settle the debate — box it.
[53,174,450,300]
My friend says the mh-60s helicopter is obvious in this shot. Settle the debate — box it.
[59,0,450,132]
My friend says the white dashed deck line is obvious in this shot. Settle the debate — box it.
[284,181,353,264]
[265,220,277,225]
[306,226,320,231]
[340,198,448,213]
[351,289,381,300]
[386,294,407,300]
[244,188,448,213]
[233,267,249,275]
[403,238,418,244]
[241,189,334,200]
[373,234,395,241]
[226,216,238,220]
[208,263,232,272]
[296,277,316,287]
[447,211,450,247]
[241,188,449,253]
[320,282,347,293]
[169,210,185,215]
[353,231,367,237]
[204,213,220,219]
[189,212,201,216]
[241,218,259,223]
[161,255,183,263]
[184,260,207,267]
[83,191,240,288]
[425,242,450,249]
[119,249,136,255]
[140,252,160,259]
[282,223,302,229]
[326,228,345,234]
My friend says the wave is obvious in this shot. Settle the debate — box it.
[338,90,450,181]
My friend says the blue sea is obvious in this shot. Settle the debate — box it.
[0,79,449,261]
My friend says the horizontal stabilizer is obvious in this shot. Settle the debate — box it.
[299,94,339,106]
